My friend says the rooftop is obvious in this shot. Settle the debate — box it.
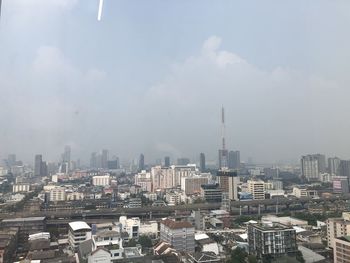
[161,219,193,229]
[338,236,350,243]
[251,222,294,232]
[69,221,91,231]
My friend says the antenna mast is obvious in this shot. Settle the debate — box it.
[221,106,226,150]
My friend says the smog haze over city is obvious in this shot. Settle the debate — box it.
[1,0,350,164]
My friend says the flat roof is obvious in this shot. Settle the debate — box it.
[195,233,209,241]
[2,216,46,222]
[69,221,91,231]
[161,219,193,229]
[338,236,350,243]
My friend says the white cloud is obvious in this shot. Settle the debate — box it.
[141,36,349,162]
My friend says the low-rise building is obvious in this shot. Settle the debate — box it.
[119,216,140,240]
[1,217,46,246]
[92,175,110,186]
[12,183,30,193]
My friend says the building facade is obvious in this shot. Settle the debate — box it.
[92,175,110,186]
[334,236,350,263]
[248,222,297,261]
[160,219,195,253]
[247,180,265,200]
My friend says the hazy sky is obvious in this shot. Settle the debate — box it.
[1,0,350,164]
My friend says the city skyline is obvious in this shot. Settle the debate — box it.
[1,1,350,163]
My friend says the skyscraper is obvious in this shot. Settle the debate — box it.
[339,160,350,178]
[199,153,206,172]
[228,150,240,169]
[63,145,71,163]
[328,157,341,175]
[139,154,145,171]
[301,154,326,181]
[90,152,97,168]
[101,149,109,169]
[34,154,42,176]
[164,156,170,167]
[7,154,16,166]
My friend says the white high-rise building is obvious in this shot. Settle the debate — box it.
[301,154,326,181]
[328,157,341,175]
[135,170,152,192]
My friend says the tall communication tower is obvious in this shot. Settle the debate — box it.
[221,106,226,151]
[218,106,228,169]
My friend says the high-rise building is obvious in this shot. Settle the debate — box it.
[139,154,145,171]
[199,153,206,172]
[40,161,48,177]
[34,155,42,176]
[328,157,341,175]
[135,170,152,192]
[7,154,16,166]
[164,156,170,167]
[247,180,265,200]
[217,170,239,200]
[160,219,195,253]
[90,152,97,168]
[101,149,109,169]
[107,158,120,170]
[301,154,326,181]
[177,158,190,165]
[181,175,210,195]
[63,145,71,163]
[339,160,350,178]
[248,222,297,261]
[228,151,240,169]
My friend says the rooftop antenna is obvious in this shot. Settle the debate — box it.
[97,0,104,21]
[221,106,226,151]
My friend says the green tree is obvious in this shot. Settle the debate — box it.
[227,247,247,263]
[248,255,258,263]
[124,238,137,247]
[296,251,305,263]
[138,235,152,248]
